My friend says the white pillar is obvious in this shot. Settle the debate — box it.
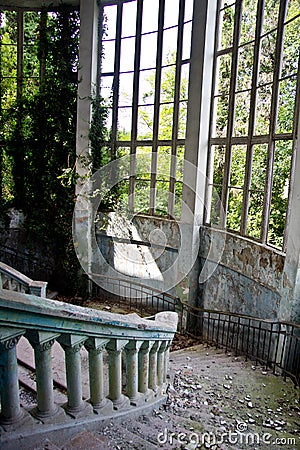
[181,0,218,316]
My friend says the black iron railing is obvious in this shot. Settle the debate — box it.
[89,277,300,386]
[185,306,300,387]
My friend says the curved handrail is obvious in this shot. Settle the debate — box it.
[0,261,47,297]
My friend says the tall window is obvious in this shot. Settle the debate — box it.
[98,0,193,218]
[205,0,300,250]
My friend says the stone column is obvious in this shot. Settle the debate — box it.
[106,339,129,410]
[138,341,154,396]
[149,341,161,392]
[163,340,171,384]
[0,328,25,425]
[26,331,60,421]
[157,341,167,387]
[58,334,92,418]
[124,340,143,405]
[84,337,112,413]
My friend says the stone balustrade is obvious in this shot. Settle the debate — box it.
[0,288,178,436]
[0,261,47,297]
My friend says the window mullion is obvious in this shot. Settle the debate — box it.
[204,0,223,225]
[129,0,143,212]
[150,0,165,214]
[240,0,265,235]
[283,51,300,250]
[110,3,123,161]
[168,0,184,218]
[220,0,242,228]
[261,0,287,244]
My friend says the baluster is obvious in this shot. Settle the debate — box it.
[0,328,26,425]
[163,340,171,384]
[149,340,161,393]
[84,338,112,413]
[124,340,143,406]
[106,339,129,410]
[138,340,155,400]
[26,331,63,421]
[157,341,167,389]
[58,335,92,418]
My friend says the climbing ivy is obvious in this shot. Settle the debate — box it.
[0,7,87,295]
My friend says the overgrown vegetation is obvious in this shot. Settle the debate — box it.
[0,7,84,294]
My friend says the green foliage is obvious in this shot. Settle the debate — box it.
[0,7,85,294]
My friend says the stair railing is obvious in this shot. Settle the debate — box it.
[0,261,47,297]
[0,288,177,429]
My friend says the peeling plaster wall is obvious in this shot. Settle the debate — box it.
[198,227,285,320]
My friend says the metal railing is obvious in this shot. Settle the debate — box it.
[185,306,300,387]
[90,274,184,323]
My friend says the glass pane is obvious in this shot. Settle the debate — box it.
[276,77,297,134]
[262,0,280,35]
[227,188,243,231]
[255,85,272,135]
[1,78,17,108]
[157,146,171,181]
[240,0,258,45]
[142,0,159,34]
[237,44,254,91]
[178,101,188,139]
[117,107,132,139]
[182,21,192,60]
[160,65,175,102]
[120,37,135,72]
[213,95,229,138]
[233,91,250,136]
[251,144,268,191]
[268,140,293,248]
[136,146,152,176]
[281,16,300,78]
[100,75,113,103]
[134,180,150,213]
[164,0,179,28]
[174,181,183,218]
[258,33,276,86]
[139,69,155,104]
[219,4,235,50]
[286,0,300,22]
[216,54,232,95]
[230,145,247,188]
[101,40,115,73]
[246,191,264,238]
[122,1,137,37]
[176,146,185,182]
[159,103,173,140]
[140,33,157,70]
[227,145,247,231]
[1,44,17,77]
[137,105,153,139]
[180,63,190,100]
[119,72,133,106]
[210,145,226,226]
[184,0,194,22]
[162,27,178,65]
[24,47,39,77]
[156,181,169,216]
[103,5,117,40]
